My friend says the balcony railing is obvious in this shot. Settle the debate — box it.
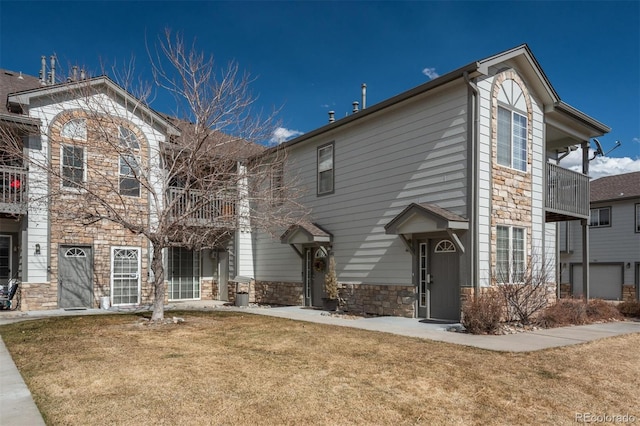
[0,165,27,215]
[545,163,589,222]
[166,187,236,226]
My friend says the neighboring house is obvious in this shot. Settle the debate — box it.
[0,61,250,310]
[559,171,640,301]
[249,44,609,320]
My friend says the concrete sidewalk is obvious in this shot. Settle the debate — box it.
[0,302,639,425]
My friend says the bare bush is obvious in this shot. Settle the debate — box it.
[461,291,503,334]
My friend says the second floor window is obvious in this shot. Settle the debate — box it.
[119,154,140,197]
[497,106,527,172]
[61,145,85,188]
[61,118,87,140]
[317,143,334,195]
[589,207,611,228]
[119,126,140,149]
[636,204,640,233]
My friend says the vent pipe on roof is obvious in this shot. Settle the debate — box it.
[50,55,56,85]
[80,68,86,80]
[361,83,367,109]
[328,111,335,123]
[352,101,359,113]
[40,56,46,85]
[72,66,78,82]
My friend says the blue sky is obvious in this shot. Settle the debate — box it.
[1,1,638,177]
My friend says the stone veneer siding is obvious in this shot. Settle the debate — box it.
[490,70,534,283]
[338,284,415,318]
[36,110,153,310]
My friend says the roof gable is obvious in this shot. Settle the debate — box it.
[7,75,180,136]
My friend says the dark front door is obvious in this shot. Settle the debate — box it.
[58,245,93,308]
[429,239,459,320]
[0,235,11,286]
[305,247,327,307]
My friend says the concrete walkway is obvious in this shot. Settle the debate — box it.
[1,302,639,425]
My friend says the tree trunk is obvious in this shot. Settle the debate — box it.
[150,243,165,321]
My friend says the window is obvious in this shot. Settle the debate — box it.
[270,164,284,206]
[317,143,334,195]
[119,126,139,149]
[119,154,140,197]
[496,225,526,283]
[497,106,527,171]
[61,145,85,188]
[434,240,456,253]
[635,204,640,233]
[61,119,87,140]
[589,207,611,228]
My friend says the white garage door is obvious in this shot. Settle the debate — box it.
[571,264,623,300]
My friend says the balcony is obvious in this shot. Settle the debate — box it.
[545,163,589,222]
[166,187,236,227]
[0,165,27,215]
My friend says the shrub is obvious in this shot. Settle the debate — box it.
[540,299,624,328]
[585,299,623,322]
[617,300,640,318]
[462,292,503,334]
[540,299,587,328]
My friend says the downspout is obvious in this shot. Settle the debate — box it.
[581,141,590,302]
[464,71,480,301]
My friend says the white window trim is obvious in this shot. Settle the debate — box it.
[317,142,334,195]
[119,154,141,197]
[110,246,141,306]
[496,225,527,284]
[60,144,87,190]
[589,206,611,228]
[497,105,528,172]
[61,118,87,141]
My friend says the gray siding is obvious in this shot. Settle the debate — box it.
[561,199,640,285]
[255,82,469,285]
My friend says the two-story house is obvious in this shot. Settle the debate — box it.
[247,44,609,320]
[0,60,250,310]
[559,171,640,301]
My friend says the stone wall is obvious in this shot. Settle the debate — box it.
[19,282,58,311]
[44,110,151,309]
[622,284,636,302]
[254,281,303,306]
[338,284,415,318]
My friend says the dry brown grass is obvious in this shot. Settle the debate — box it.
[1,311,639,425]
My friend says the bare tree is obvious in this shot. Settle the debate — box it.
[493,248,555,325]
[1,31,307,320]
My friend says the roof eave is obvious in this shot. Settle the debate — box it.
[554,101,611,135]
[262,61,481,156]
[7,76,181,137]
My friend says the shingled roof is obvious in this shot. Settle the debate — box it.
[590,171,640,203]
[0,69,42,114]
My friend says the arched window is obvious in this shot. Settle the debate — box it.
[119,126,140,149]
[496,79,527,171]
[65,247,87,257]
[434,240,456,253]
[61,119,87,140]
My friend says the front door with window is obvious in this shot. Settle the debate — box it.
[417,239,460,320]
[111,247,140,305]
[59,245,93,308]
[304,247,327,307]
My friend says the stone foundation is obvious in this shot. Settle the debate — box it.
[338,284,415,318]
[254,281,304,306]
[19,282,58,311]
[623,284,636,302]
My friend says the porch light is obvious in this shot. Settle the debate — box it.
[35,244,40,255]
